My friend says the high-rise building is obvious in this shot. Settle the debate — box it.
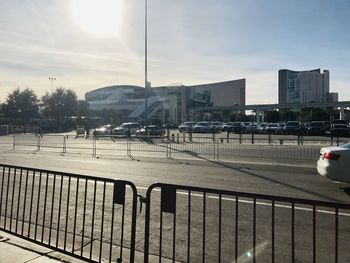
[278,69,337,104]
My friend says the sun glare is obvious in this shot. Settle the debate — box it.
[71,0,121,36]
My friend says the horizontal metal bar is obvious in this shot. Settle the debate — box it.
[146,182,350,209]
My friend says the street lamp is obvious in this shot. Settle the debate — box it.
[49,77,56,94]
[144,0,148,123]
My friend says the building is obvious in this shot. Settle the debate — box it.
[278,69,338,104]
[85,79,246,124]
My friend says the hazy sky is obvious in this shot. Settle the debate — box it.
[0,0,349,104]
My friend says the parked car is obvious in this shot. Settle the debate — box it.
[282,121,304,135]
[227,122,246,133]
[193,122,218,133]
[264,123,280,134]
[257,123,268,134]
[113,122,141,136]
[332,119,348,126]
[246,123,261,134]
[163,123,178,129]
[330,124,349,137]
[178,122,197,132]
[136,125,165,136]
[317,143,350,183]
[93,124,114,136]
[307,121,326,136]
[222,122,232,132]
[211,122,224,132]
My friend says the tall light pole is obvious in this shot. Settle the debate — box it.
[49,77,56,94]
[144,0,148,123]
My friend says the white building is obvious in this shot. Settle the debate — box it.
[85,79,246,124]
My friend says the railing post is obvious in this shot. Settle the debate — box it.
[227,132,230,143]
[63,136,66,153]
[336,137,339,146]
[189,131,192,142]
[167,140,171,159]
[217,139,220,161]
[213,138,217,160]
[13,134,15,149]
[239,133,242,144]
[93,136,96,157]
[166,138,168,158]
[268,134,272,145]
[127,136,131,156]
[251,133,255,144]
[37,135,40,151]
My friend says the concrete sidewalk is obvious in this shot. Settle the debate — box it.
[0,230,177,263]
[0,231,86,263]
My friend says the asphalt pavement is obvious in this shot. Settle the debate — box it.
[0,134,350,262]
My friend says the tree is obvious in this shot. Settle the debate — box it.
[77,100,90,117]
[2,88,39,124]
[41,88,78,128]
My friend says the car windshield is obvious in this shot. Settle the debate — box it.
[286,122,299,127]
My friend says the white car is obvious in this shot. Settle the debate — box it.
[113,122,141,136]
[317,143,350,183]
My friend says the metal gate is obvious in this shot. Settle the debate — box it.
[0,164,137,263]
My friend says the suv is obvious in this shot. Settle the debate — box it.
[307,121,326,136]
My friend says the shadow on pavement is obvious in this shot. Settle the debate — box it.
[182,150,347,203]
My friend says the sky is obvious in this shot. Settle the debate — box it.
[0,0,349,104]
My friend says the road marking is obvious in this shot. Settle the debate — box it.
[136,186,350,217]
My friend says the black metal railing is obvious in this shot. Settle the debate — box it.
[143,183,350,263]
[0,164,137,263]
[1,164,350,262]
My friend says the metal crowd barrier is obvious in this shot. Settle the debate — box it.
[1,164,350,262]
[10,133,349,162]
[143,183,350,262]
[0,164,137,263]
